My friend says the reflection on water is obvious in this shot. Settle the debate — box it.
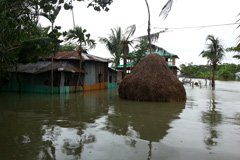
[201,91,222,150]
[0,80,240,160]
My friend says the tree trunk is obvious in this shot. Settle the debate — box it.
[75,52,82,92]
[51,53,53,94]
[212,65,216,88]
[51,23,54,95]
[145,0,152,54]
[123,43,127,78]
[15,66,21,94]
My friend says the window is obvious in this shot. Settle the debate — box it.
[64,78,70,86]
[109,76,112,83]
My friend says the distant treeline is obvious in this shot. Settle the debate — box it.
[179,63,240,80]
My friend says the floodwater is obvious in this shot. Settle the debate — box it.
[0,80,240,160]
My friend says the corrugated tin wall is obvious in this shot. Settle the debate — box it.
[83,61,108,85]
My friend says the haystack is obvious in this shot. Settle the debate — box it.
[118,53,186,102]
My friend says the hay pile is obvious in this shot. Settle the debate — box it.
[118,53,186,102]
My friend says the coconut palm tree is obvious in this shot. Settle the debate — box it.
[99,25,136,78]
[200,35,225,88]
[99,27,123,67]
[65,26,96,92]
[121,25,136,78]
[100,25,162,78]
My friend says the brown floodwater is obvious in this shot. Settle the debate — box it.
[0,79,240,160]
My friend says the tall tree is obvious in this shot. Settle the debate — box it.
[200,35,225,88]
[0,0,113,86]
[65,26,96,92]
[41,1,63,95]
[99,27,123,67]
[121,25,136,78]
[100,25,162,78]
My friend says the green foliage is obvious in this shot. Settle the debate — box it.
[180,63,240,80]
[59,42,78,52]
[180,63,209,78]
[128,40,148,65]
[200,35,225,67]
[65,26,96,51]
[226,44,240,60]
[18,37,52,64]
[217,69,234,80]
[0,0,114,81]
[99,27,123,66]
[86,0,113,12]
[200,35,225,87]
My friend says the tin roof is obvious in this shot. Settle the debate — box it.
[10,61,86,74]
[146,51,179,58]
[54,51,111,62]
[112,62,134,69]
[112,62,177,69]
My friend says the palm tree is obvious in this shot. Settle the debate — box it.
[65,26,96,92]
[100,25,162,78]
[121,25,136,78]
[99,25,136,78]
[99,27,123,67]
[200,35,225,88]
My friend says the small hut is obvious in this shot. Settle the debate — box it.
[118,53,186,102]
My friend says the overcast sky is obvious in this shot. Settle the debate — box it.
[40,0,240,67]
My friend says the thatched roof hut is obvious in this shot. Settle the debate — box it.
[118,53,186,102]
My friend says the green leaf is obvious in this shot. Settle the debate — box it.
[105,7,109,12]
[51,0,58,4]
[94,6,101,12]
[64,3,72,10]
[63,31,67,37]
[55,26,61,30]
[59,0,64,4]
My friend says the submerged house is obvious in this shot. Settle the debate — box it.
[1,51,117,94]
[147,50,179,76]
[108,68,118,88]
[112,48,179,82]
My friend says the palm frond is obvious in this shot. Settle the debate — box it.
[125,24,136,40]
[159,0,173,19]
[136,29,167,43]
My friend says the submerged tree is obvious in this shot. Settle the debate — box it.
[65,26,96,92]
[200,35,225,88]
